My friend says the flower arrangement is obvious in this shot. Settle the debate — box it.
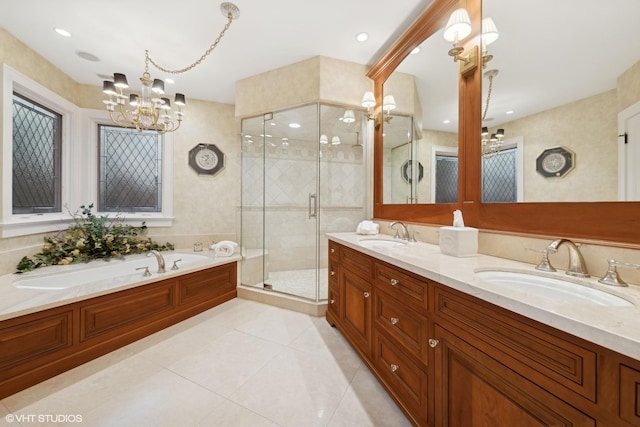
[16,204,174,273]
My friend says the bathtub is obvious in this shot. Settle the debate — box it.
[12,252,212,291]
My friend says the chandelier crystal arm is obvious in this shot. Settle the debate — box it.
[145,4,238,75]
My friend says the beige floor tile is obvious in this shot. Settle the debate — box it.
[167,330,284,397]
[196,400,281,427]
[228,347,353,427]
[327,365,412,427]
[235,305,317,345]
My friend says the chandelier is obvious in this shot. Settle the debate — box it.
[481,69,505,158]
[102,2,240,134]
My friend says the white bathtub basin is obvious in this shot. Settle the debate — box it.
[13,252,211,291]
[475,270,633,307]
[358,238,408,249]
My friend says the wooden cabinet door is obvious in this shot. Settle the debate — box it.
[433,324,595,427]
[341,268,373,358]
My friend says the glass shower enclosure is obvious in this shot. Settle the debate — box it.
[240,103,368,303]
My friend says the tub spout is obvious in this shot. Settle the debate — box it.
[147,250,166,273]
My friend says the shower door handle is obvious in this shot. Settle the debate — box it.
[308,193,317,219]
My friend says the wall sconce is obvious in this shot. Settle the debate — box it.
[361,91,378,126]
[443,8,478,75]
[481,17,499,69]
[382,95,396,124]
[361,91,397,128]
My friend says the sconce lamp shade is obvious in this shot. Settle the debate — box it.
[152,78,165,95]
[443,8,472,42]
[383,95,397,112]
[174,93,186,106]
[482,17,499,45]
[102,80,117,96]
[361,91,376,108]
[320,134,329,144]
[496,128,505,138]
[343,110,356,123]
[481,126,489,136]
[113,73,129,89]
[331,136,341,145]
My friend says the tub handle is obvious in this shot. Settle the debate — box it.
[171,259,182,270]
[136,266,152,277]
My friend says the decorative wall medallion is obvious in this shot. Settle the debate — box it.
[189,144,224,175]
[401,160,424,184]
[536,146,575,178]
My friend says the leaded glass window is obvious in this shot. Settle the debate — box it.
[482,148,517,203]
[98,125,162,212]
[12,93,62,214]
[435,155,458,203]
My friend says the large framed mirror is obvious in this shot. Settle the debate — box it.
[371,0,640,244]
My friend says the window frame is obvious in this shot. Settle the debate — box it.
[1,65,174,238]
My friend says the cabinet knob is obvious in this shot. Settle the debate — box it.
[390,278,399,287]
[363,291,370,298]
[330,248,335,253]
[390,363,399,373]
[428,338,440,348]
[330,270,335,276]
[330,299,335,304]
[390,317,399,325]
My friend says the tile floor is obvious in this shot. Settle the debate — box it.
[0,298,411,427]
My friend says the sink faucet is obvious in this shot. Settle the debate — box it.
[147,250,166,273]
[546,239,589,278]
[389,221,410,240]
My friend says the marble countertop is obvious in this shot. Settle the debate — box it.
[0,250,241,322]
[328,232,640,361]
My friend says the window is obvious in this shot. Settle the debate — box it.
[12,93,62,214]
[98,125,162,213]
[435,154,458,203]
[482,148,518,203]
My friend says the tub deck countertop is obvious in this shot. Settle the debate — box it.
[0,250,241,322]
[328,232,640,361]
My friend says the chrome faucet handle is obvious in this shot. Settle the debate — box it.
[171,259,182,270]
[136,266,152,277]
[598,259,640,287]
[409,231,419,243]
[525,247,556,272]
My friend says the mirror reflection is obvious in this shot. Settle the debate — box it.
[382,20,460,204]
[480,0,640,202]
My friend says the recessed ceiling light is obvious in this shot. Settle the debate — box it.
[443,119,451,124]
[289,123,301,128]
[356,32,369,42]
[75,51,100,62]
[411,47,421,55]
[506,110,514,115]
[165,78,175,84]
[54,28,71,37]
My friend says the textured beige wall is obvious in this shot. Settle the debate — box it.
[486,90,618,202]
[618,59,640,112]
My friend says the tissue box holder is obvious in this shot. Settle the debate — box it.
[439,226,478,257]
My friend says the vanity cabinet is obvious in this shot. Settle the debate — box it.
[326,239,640,427]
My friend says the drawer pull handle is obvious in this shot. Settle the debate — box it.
[330,299,335,304]
[330,270,335,276]
[390,278,399,287]
[390,363,399,373]
[428,338,440,348]
[330,248,335,253]
[363,291,370,298]
[390,317,399,325]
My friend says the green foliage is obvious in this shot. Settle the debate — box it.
[16,204,174,273]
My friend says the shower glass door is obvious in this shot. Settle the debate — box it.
[240,103,368,302]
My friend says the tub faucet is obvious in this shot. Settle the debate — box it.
[147,250,166,273]
[546,239,589,278]
[389,221,410,240]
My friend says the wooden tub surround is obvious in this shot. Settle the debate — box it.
[0,261,237,399]
[326,233,640,427]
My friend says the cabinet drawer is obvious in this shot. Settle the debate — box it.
[373,330,428,426]
[434,285,597,402]
[328,259,339,287]
[374,262,429,310]
[620,364,640,424]
[328,240,340,260]
[374,291,429,364]
[340,245,373,279]
[327,282,339,318]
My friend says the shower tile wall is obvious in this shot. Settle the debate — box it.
[242,142,365,277]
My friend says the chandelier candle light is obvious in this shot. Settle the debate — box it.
[102,2,240,134]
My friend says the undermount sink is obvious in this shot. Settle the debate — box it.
[475,270,633,307]
[358,238,408,249]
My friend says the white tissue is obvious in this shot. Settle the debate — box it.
[453,209,465,227]
[212,240,238,257]
[356,220,379,235]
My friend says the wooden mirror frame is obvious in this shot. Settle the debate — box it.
[370,0,640,246]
